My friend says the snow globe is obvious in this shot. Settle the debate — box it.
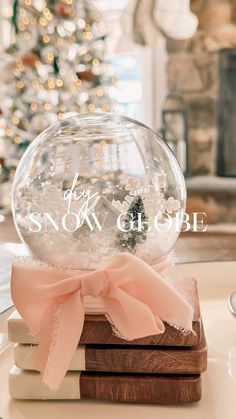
[12,113,186,269]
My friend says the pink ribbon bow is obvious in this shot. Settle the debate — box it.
[11,253,194,390]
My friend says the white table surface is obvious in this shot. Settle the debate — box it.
[1,261,236,419]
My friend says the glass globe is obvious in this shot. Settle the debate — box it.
[12,113,186,270]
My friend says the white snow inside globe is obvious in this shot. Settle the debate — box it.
[12,113,186,269]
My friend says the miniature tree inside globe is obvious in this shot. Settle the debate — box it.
[12,113,186,269]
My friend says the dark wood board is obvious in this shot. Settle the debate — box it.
[85,344,207,374]
[14,339,207,374]
[79,315,201,347]
[80,372,202,404]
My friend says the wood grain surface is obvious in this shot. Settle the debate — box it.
[85,344,207,374]
[79,317,202,347]
[80,372,202,404]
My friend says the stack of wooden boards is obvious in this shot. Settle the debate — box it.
[8,277,207,404]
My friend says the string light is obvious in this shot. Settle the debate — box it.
[56,79,63,87]
[88,103,95,112]
[24,0,32,5]
[96,89,104,97]
[32,80,39,88]
[43,35,50,43]
[44,103,52,110]
[58,113,64,120]
[83,31,93,40]
[19,24,26,31]
[102,104,110,112]
[48,80,55,89]
[24,32,31,40]
[20,9,26,17]
[65,0,73,4]
[43,8,50,17]
[43,8,52,21]
[93,58,99,66]
[12,117,20,125]
[31,103,38,111]
[16,81,24,89]
[39,17,47,26]
[23,17,29,25]
[46,53,54,62]
[6,129,13,137]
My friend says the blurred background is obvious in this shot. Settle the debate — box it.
[0,0,236,231]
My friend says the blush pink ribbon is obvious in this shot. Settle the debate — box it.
[11,253,194,390]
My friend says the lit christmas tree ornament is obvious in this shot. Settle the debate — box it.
[0,0,114,194]
[12,113,186,269]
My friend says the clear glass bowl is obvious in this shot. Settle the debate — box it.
[12,113,186,269]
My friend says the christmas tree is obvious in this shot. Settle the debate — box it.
[0,0,114,167]
[117,195,148,252]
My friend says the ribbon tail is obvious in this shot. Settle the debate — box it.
[39,291,85,391]
[103,287,165,341]
[110,254,194,333]
[32,307,56,373]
